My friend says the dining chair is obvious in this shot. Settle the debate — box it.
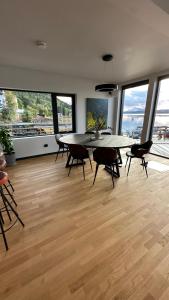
[101,132,111,135]
[93,148,118,188]
[125,140,153,177]
[84,131,95,134]
[68,144,93,180]
[55,134,69,161]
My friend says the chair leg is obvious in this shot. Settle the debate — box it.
[127,157,132,176]
[0,213,8,251]
[143,158,148,178]
[110,165,115,188]
[68,158,74,176]
[89,156,93,171]
[117,149,122,165]
[1,192,24,228]
[141,158,144,170]
[62,146,64,157]
[1,190,12,222]
[93,164,99,185]
[125,156,129,168]
[82,160,85,180]
[0,209,4,224]
[3,184,17,206]
[55,146,60,161]
[8,179,14,192]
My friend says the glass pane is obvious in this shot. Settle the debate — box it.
[121,84,149,142]
[56,96,73,132]
[151,78,169,158]
[0,90,53,137]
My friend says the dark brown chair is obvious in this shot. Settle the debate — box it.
[93,148,118,187]
[125,140,153,177]
[55,134,68,161]
[68,144,92,180]
[101,132,111,135]
[85,131,95,134]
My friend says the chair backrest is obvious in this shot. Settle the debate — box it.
[55,134,64,147]
[68,144,88,159]
[84,131,95,134]
[141,140,153,150]
[101,132,111,135]
[93,148,117,165]
[131,140,153,155]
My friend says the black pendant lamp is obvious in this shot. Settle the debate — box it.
[95,54,118,92]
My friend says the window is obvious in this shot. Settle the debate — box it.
[0,89,76,137]
[151,77,169,158]
[120,81,149,141]
[52,94,76,133]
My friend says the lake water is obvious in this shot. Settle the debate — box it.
[122,114,169,135]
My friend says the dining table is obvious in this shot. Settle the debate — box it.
[59,133,136,177]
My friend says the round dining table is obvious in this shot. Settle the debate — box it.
[59,133,135,177]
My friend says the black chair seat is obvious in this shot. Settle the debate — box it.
[68,144,92,180]
[55,134,69,161]
[125,140,153,177]
[93,147,118,188]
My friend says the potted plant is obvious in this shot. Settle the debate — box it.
[0,127,16,165]
[87,112,106,139]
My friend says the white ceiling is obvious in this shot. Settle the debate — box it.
[0,0,169,83]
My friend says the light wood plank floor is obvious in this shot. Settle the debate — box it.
[0,152,169,300]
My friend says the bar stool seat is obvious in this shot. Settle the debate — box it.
[0,171,8,185]
[0,159,6,170]
[0,171,24,251]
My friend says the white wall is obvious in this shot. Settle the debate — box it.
[0,65,114,158]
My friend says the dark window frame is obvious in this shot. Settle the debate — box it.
[149,74,169,141]
[0,88,76,136]
[52,93,76,134]
[118,80,149,135]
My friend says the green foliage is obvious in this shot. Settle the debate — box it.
[0,91,18,122]
[0,127,14,154]
[0,90,72,124]
[87,112,106,131]
[57,99,72,116]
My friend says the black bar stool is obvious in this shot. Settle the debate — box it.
[0,171,24,251]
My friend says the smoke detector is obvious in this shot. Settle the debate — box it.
[35,40,48,49]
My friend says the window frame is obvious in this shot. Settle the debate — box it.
[0,88,76,137]
[149,74,169,141]
[52,92,76,134]
[118,79,149,135]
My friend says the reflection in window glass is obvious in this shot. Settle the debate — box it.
[121,84,149,141]
[152,78,169,158]
[56,96,73,132]
[0,90,53,137]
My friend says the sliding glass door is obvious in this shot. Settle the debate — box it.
[151,77,169,158]
[120,81,149,142]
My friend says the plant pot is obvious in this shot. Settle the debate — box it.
[5,152,16,166]
[95,131,101,140]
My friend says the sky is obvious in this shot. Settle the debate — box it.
[124,84,149,112]
[124,79,169,112]
[57,96,72,105]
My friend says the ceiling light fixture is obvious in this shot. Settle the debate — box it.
[95,54,118,92]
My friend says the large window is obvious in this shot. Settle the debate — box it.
[0,89,76,137]
[151,77,169,158]
[120,81,149,141]
[54,94,76,133]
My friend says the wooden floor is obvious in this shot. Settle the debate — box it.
[0,152,169,300]
[151,143,169,159]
